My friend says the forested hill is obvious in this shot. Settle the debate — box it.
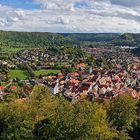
[0,30,74,48]
[61,33,120,42]
[61,33,140,46]
[0,30,140,48]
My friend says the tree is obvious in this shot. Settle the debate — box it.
[29,85,59,140]
[0,85,121,140]
[108,95,137,139]
[132,100,140,140]
[34,98,116,140]
[0,101,34,140]
[76,101,116,140]
[0,85,59,140]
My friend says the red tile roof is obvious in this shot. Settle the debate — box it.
[10,86,17,91]
[0,86,4,91]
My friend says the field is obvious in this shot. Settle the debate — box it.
[4,47,25,53]
[34,69,61,77]
[9,70,28,80]
[3,47,34,53]
[9,69,60,79]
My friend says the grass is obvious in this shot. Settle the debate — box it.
[9,69,60,79]
[3,47,35,53]
[9,70,28,80]
[4,47,24,53]
[34,69,61,77]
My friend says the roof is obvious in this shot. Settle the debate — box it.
[0,86,4,91]
[10,86,17,91]
[69,79,79,84]
[74,63,87,69]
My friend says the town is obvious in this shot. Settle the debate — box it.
[0,45,140,103]
[1,0,140,139]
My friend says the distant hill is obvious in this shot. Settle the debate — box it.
[0,30,140,48]
[60,33,120,42]
[0,30,74,48]
[61,33,140,46]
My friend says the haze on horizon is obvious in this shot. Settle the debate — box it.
[0,0,140,33]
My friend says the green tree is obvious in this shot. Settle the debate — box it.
[35,98,116,140]
[108,95,137,139]
[29,85,60,140]
[77,101,116,140]
[133,100,140,140]
[0,102,34,140]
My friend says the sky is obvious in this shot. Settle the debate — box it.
[0,0,140,33]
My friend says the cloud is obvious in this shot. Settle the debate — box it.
[57,17,70,24]
[0,1,140,32]
[0,19,9,27]
[33,0,82,10]
[0,5,27,28]
[110,0,140,7]
[33,0,140,10]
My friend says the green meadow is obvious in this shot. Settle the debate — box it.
[9,70,28,80]
[34,69,60,77]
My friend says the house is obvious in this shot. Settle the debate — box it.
[10,86,17,91]
[74,63,87,70]
[0,86,4,94]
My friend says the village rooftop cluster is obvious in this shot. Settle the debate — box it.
[0,46,140,102]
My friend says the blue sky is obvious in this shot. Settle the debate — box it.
[0,0,140,33]
[0,0,39,9]
[0,0,87,9]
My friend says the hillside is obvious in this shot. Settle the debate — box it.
[61,33,120,42]
[61,33,140,46]
[0,31,74,48]
[0,30,140,49]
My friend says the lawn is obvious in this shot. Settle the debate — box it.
[9,70,28,80]
[34,69,61,77]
